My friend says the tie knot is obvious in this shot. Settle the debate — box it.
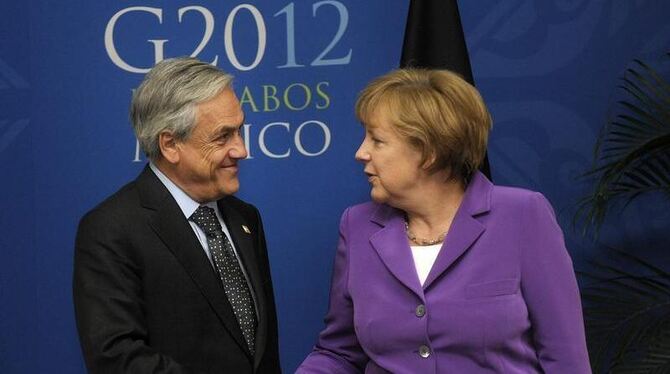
[190,206,221,235]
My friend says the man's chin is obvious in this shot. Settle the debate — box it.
[199,179,240,201]
[221,180,240,196]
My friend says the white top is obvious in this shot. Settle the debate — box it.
[410,243,442,286]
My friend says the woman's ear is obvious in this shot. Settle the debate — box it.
[422,151,437,171]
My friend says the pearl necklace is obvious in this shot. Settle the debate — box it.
[404,220,447,246]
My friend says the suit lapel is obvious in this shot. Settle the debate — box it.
[369,205,425,299]
[217,198,268,367]
[423,172,492,290]
[136,167,251,358]
[421,213,484,289]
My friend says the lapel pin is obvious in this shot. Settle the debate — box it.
[242,225,251,234]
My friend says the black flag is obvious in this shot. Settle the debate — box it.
[400,0,491,179]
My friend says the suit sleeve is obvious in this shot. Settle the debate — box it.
[519,193,591,373]
[252,207,282,374]
[73,210,202,374]
[297,208,368,374]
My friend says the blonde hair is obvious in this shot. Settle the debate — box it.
[355,69,491,182]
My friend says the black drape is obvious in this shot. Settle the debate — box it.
[400,0,492,179]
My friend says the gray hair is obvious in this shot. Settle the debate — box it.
[130,57,233,161]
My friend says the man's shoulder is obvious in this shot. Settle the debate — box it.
[79,179,143,227]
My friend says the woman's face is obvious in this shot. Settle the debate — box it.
[355,109,426,207]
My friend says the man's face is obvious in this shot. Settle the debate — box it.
[171,88,247,202]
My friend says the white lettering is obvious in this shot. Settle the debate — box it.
[105,7,165,73]
[258,122,291,158]
[295,120,331,156]
[224,4,267,71]
[178,6,218,65]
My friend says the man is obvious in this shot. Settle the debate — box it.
[73,57,281,373]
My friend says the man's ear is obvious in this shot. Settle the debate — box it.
[158,131,180,164]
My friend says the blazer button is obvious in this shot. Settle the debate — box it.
[415,304,426,318]
[418,345,431,358]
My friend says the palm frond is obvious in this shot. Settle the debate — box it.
[580,247,670,373]
[576,55,670,235]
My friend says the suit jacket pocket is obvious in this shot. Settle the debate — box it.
[465,278,519,299]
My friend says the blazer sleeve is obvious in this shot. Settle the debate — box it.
[252,207,282,374]
[73,209,202,374]
[297,208,368,374]
[519,193,591,373]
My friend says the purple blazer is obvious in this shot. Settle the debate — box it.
[298,172,590,373]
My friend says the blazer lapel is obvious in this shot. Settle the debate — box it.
[423,172,492,290]
[369,206,425,299]
[136,167,251,358]
[218,198,267,366]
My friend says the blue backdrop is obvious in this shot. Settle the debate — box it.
[1,1,669,372]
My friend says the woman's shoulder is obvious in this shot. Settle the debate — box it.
[344,201,385,218]
[341,201,398,223]
[489,183,552,212]
[491,184,542,199]
[468,172,550,212]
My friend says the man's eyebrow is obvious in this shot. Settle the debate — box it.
[218,114,245,130]
[212,122,243,138]
[217,120,244,131]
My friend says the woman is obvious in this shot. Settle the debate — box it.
[298,69,590,373]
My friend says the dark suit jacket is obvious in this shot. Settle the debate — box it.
[73,166,281,373]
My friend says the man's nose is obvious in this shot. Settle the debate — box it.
[230,133,248,159]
